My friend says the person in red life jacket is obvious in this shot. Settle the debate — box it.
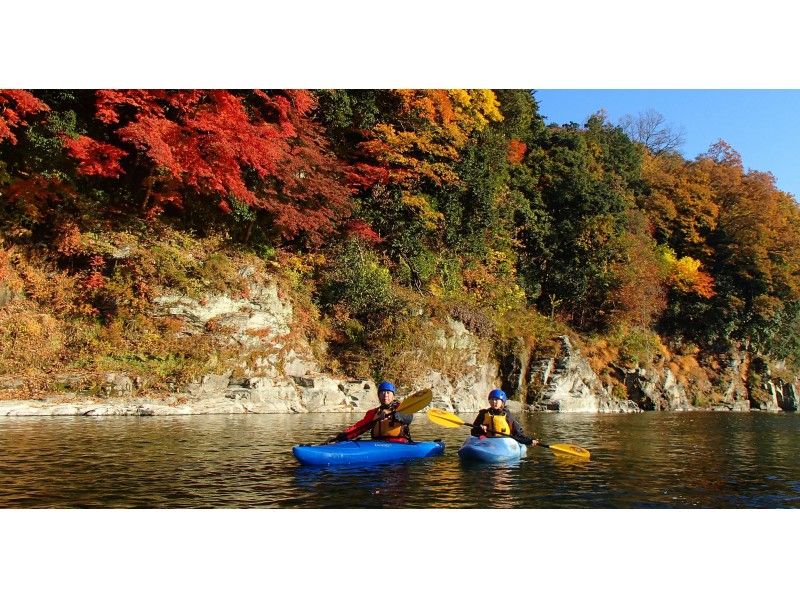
[332,381,413,443]
[471,388,538,446]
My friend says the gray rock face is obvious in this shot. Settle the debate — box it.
[721,351,749,404]
[776,381,799,411]
[0,377,388,417]
[498,337,531,399]
[12,275,778,416]
[747,355,780,412]
[620,367,691,411]
[153,282,293,347]
[0,377,25,390]
[751,380,781,412]
[421,318,497,414]
[529,336,640,413]
[662,370,691,411]
[186,372,233,397]
[101,373,134,398]
[421,365,494,414]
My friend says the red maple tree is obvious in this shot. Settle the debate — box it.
[0,90,49,144]
[62,135,127,178]
[78,89,351,245]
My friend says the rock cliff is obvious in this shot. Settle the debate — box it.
[525,336,640,413]
[2,277,798,416]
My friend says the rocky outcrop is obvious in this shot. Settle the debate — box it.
[1,298,497,415]
[422,318,497,414]
[615,366,691,411]
[776,380,799,411]
[752,380,781,412]
[713,349,753,411]
[153,279,293,348]
[498,336,531,400]
[712,351,800,412]
[722,351,750,411]
[527,336,640,413]
[5,272,797,416]
[152,280,384,412]
[101,373,135,397]
[747,355,781,412]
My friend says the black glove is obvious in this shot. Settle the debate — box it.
[334,432,348,442]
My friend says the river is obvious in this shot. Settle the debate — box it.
[0,411,798,508]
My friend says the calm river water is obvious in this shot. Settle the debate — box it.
[0,411,798,508]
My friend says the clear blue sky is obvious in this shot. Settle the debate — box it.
[534,90,800,200]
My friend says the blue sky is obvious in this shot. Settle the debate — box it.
[534,90,800,200]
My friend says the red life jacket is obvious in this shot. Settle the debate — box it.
[343,406,410,443]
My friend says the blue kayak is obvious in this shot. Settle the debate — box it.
[458,436,527,463]
[292,439,446,466]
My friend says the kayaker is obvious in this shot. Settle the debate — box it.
[332,381,413,443]
[471,388,539,446]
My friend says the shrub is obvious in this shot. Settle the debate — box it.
[198,252,242,295]
[0,305,65,375]
[395,248,438,290]
[617,326,666,369]
[318,240,397,325]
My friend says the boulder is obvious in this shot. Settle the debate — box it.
[0,377,25,390]
[101,373,134,398]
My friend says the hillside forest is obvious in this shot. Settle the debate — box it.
[2,90,799,406]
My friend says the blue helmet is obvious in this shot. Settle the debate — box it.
[488,388,507,402]
[378,381,397,394]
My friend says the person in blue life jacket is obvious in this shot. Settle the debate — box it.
[471,388,538,446]
[332,381,413,443]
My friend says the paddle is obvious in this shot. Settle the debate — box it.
[326,388,433,443]
[426,408,591,459]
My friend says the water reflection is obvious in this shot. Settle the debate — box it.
[550,453,592,469]
[0,412,797,508]
[459,463,519,508]
[292,462,414,508]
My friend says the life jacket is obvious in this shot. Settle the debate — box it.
[371,403,409,440]
[481,409,511,436]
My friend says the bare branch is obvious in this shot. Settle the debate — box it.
[619,109,686,154]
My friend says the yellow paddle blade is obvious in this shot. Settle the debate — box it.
[547,443,591,459]
[397,388,433,414]
[426,408,467,428]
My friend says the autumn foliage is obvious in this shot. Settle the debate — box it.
[61,90,351,245]
[62,135,127,178]
[665,250,715,299]
[3,88,800,391]
[0,90,48,144]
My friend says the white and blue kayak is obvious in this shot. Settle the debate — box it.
[458,436,527,463]
[293,439,446,466]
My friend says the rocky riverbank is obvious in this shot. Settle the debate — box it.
[2,277,798,417]
[4,332,797,416]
